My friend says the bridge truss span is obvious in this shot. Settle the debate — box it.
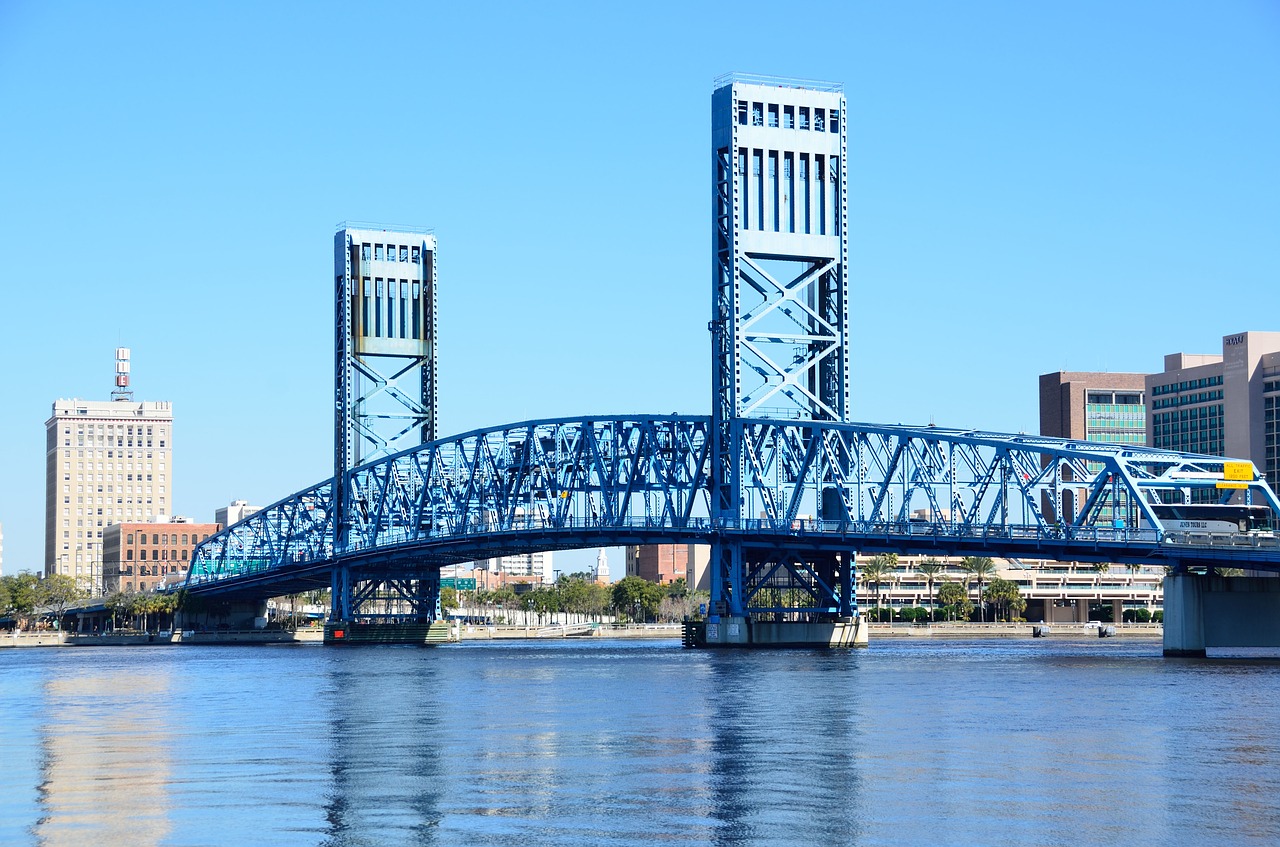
[187,415,1280,608]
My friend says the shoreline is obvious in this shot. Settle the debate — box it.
[1,621,1162,647]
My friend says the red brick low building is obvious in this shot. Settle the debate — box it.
[102,518,221,594]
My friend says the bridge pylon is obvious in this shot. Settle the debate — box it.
[701,74,865,647]
[330,223,446,642]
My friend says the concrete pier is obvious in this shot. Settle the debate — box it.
[1163,573,1280,657]
[685,616,868,648]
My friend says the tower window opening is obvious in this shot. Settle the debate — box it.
[783,105,794,129]
[767,104,779,127]
[752,102,764,126]
[799,107,810,130]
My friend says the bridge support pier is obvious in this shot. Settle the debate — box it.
[176,599,268,632]
[325,566,452,645]
[1163,573,1280,657]
[695,545,866,648]
[689,615,867,648]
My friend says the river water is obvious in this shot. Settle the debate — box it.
[2,637,1278,846]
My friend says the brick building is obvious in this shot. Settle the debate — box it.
[102,518,221,594]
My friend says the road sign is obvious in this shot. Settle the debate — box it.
[1223,461,1253,481]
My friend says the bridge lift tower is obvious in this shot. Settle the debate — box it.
[704,74,862,645]
[332,223,439,628]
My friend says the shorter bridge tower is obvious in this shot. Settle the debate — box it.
[332,223,441,633]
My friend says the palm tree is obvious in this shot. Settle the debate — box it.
[960,556,996,623]
[916,559,944,622]
[859,555,894,619]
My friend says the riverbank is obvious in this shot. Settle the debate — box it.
[1,621,1162,647]
[869,622,1163,638]
[0,629,328,648]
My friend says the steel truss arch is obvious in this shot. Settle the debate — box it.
[188,415,1280,612]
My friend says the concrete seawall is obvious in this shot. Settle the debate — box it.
[870,622,1163,638]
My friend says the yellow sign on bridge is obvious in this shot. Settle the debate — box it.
[1223,461,1254,482]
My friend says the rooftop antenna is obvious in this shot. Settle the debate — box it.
[112,347,133,401]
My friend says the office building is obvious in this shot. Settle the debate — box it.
[856,554,1164,623]
[625,544,710,587]
[45,349,172,593]
[215,499,259,528]
[1148,331,1280,491]
[101,517,220,594]
[475,551,554,585]
[1039,371,1147,446]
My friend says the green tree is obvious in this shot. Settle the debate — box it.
[611,576,663,623]
[936,581,972,622]
[860,554,897,616]
[916,559,944,622]
[441,586,459,613]
[38,573,88,629]
[961,556,996,623]
[2,572,41,630]
[522,586,560,624]
[104,591,130,630]
[983,577,1025,622]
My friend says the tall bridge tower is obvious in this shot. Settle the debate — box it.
[333,223,439,624]
[708,74,857,640]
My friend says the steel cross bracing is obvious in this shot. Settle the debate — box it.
[186,416,1280,605]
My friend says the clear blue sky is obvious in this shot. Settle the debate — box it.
[1,1,1277,576]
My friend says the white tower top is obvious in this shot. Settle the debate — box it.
[595,548,611,583]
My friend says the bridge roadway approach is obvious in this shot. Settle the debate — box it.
[183,415,1280,654]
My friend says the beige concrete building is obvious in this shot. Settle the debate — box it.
[215,499,259,528]
[857,554,1163,623]
[44,354,173,594]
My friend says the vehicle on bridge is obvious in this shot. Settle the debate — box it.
[1142,504,1275,538]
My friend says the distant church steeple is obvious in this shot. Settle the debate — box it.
[595,548,611,584]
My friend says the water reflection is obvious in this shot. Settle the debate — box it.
[3,639,1279,846]
[707,651,863,846]
[34,665,173,847]
[320,648,445,847]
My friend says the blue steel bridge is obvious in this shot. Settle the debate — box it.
[185,414,1280,613]
[183,75,1280,644]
